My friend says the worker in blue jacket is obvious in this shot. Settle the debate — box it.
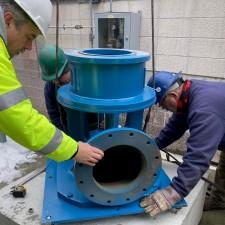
[38,44,101,134]
[140,71,225,216]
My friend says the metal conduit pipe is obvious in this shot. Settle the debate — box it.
[48,25,93,29]
[109,0,112,12]
[0,132,6,143]
[89,0,94,47]
[55,0,59,81]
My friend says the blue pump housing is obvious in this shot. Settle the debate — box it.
[42,48,186,224]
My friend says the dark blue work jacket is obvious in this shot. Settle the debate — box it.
[44,81,100,134]
[44,81,67,132]
[155,79,225,197]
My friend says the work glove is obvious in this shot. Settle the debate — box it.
[140,185,181,217]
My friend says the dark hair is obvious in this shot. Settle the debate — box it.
[1,2,31,28]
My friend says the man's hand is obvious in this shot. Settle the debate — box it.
[140,185,181,217]
[74,141,104,166]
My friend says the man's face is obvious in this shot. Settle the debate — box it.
[5,12,40,57]
[54,70,71,87]
[159,92,178,113]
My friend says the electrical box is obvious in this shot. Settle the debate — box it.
[94,12,141,50]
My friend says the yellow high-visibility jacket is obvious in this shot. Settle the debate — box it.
[0,37,78,162]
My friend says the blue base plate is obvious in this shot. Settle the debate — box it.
[42,160,186,224]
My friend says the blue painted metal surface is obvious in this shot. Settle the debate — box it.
[75,128,162,206]
[42,48,186,224]
[42,160,186,225]
[58,49,154,113]
[125,110,144,130]
[57,48,155,139]
[64,48,149,99]
[42,128,187,224]
[58,84,155,113]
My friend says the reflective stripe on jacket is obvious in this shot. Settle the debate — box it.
[0,37,78,162]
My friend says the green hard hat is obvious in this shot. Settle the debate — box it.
[38,44,68,81]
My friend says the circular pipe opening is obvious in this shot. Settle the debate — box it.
[80,48,133,56]
[93,145,144,189]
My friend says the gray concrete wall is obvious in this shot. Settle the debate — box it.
[47,0,225,79]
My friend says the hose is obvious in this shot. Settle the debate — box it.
[160,148,225,195]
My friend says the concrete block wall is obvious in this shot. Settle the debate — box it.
[47,0,225,79]
[13,43,47,115]
[154,0,225,79]
[47,0,93,49]
[12,0,225,153]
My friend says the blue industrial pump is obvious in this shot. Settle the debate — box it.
[42,48,186,224]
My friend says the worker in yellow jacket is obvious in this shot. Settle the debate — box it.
[0,0,104,166]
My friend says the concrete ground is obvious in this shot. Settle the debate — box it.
[0,157,46,189]
[198,168,225,225]
[0,138,224,225]
[0,160,207,225]
[199,210,225,225]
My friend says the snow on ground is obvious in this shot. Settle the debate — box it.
[0,136,39,184]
